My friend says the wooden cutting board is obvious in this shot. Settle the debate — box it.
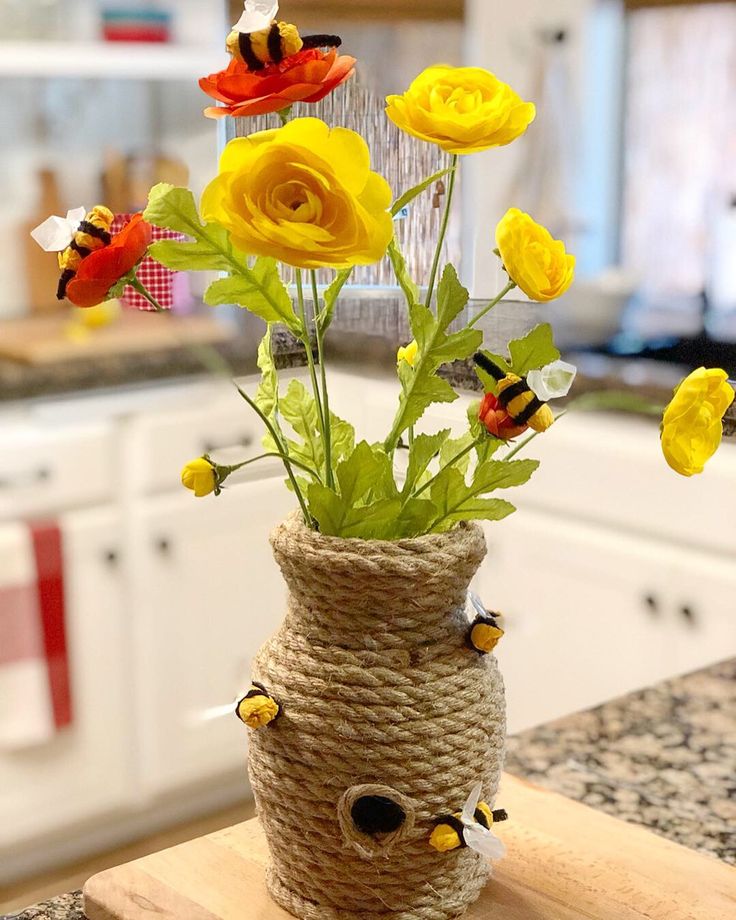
[0,311,230,365]
[83,773,736,920]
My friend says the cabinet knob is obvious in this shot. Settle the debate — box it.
[680,604,697,626]
[104,549,119,567]
[157,537,172,556]
[643,593,659,615]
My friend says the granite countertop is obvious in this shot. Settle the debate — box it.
[10,658,734,919]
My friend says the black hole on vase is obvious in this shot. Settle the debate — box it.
[351,795,406,836]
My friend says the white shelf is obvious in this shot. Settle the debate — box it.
[0,41,226,80]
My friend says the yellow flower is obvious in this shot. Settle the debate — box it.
[201,117,393,269]
[385,65,535,155]
[181,457,216,497]
[397,340,418,367]
[496,208,575,302]
[661,368,734,477]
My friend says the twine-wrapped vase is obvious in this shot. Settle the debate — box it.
[248,513,506,920]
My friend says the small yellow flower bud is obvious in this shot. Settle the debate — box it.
[496,208,575,303]
[397,340,419,368]
[181,457,216,497]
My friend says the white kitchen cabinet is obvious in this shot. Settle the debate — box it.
[0,506,131,848]
[129,475,296,797]
[477,508,736,733]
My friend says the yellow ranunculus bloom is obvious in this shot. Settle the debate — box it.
[661,368,734,477]
[201,117,393,269]
[397,340,418,367]
[496,208,575,302]
[385,65,535,155]
[181,457,216,497]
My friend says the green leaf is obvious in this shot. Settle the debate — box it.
[204,257,300,333]
[329,412,356,466]
[148,231,232,272]
[392,498,439,538]
[307,441,401,538]
[508,323,560,376]
[144,184,203,235]
[254,325,278,420]
[391,166,455,217]
[320,268,352,332]
[384,265,481,450]
[440,432,475,476]
[403,429,451,496]
[428,457,538,530]
[388,237,420,307]
[436,263,470,328]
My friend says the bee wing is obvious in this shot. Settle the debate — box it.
[30,215,76,252]
[463,823,506,861]
[461,782,483,824]
[233,0,278,33]
[469,592,488,620]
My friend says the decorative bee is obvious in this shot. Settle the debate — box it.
[31,205,114,301]
[235,681,280,729]
[227,0,341,71]
[429,782,508,856]
[467,593,504,654]
[474,351,555,433]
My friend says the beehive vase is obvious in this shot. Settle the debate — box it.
[247,512,506,920]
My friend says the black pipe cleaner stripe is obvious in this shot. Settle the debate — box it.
[239,32,264,70]
[267,23,283,63]
[78,221,111,245]
[302,33,342,49]
[473,352,506,382]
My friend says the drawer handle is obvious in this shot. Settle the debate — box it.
[157,537,172,557]
[679,604,697,627]
[643,593,659,615]
[104,549,120,568]
[201,434,254,454]
[0,467,52,488]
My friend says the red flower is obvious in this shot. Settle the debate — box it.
[200,48,356,119]
[478,392,529,440]
[66,214,152,308]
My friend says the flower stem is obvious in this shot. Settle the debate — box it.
[503,410,567,460]
[295,269,330,485]
[234,382,313,526]
[410,436,483,500]
[310,270,334,489]
[467,280,517,328]
[213,452,321,483]
[277,105,293,126]
[424,153,458,311]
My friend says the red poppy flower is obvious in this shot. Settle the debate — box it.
[65,214,152,308]
[478,392,529,440]
[200,48,356,119]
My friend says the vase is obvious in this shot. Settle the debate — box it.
[246,512,506,920]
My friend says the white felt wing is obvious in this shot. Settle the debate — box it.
[30,207,86,252]
[463,824,506,861]
[461,782,483,825]
[527,360,577,401]
[469,591,488,620]
[233,0,278,33]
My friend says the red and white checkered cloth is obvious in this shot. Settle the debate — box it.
[112,214,184,311]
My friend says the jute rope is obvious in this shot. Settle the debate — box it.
[248,512,506,920]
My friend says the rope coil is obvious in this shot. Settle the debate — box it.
[248,512,506,919]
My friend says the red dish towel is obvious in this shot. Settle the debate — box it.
[111,214,184,311]
[0,522,72,749]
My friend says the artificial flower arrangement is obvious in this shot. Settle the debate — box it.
[31,4,593,919]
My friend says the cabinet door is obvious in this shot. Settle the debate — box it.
[131,476,295,795]
[0,507,130,849]
[661,544,736,676]
[475,510,674,733]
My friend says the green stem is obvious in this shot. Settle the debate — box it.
[234,382,312,525]
[311,270,334,489]
[467,280,517,328]
[411,437,483,500]
[503,410,567,460]
[213,452,321,483]
[424,154,458,311]
[295,270,330,485]
[277,105,293,125]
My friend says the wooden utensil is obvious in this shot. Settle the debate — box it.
[22,169,66,316]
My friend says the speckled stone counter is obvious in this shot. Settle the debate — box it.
[10,658,734,919]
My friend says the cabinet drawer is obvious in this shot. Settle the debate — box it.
[0,422,116,520]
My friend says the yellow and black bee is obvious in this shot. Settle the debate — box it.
[57,206,114,300]
[474,352,554,433]
[226,19,341,71]
[429,801,508,853]
[235,681,280,729]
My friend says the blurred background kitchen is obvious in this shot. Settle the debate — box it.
[1,0,736,913]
